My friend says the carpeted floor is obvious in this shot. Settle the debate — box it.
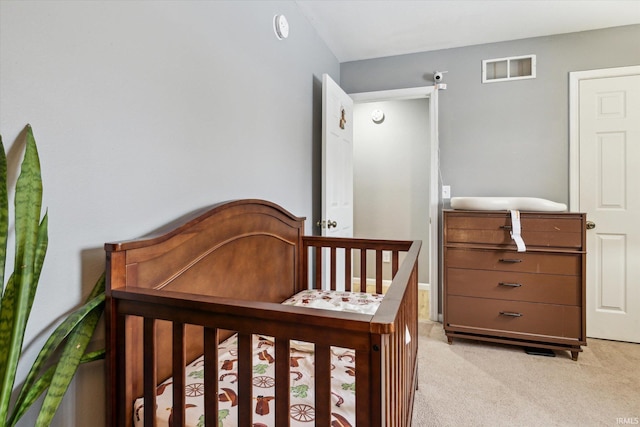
[412,321,640,427]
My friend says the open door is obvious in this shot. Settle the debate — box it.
[319,74,353,290]
[320,73,354,239]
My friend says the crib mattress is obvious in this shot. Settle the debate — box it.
[133,289,383,427]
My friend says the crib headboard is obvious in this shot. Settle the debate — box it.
[106,199,305,300]
[105,199,306,407]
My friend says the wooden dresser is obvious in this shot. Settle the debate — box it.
[443,210,586,360]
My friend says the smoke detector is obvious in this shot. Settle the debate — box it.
[273,14,289,40]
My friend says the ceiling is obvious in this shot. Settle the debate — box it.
[294,0,640,62]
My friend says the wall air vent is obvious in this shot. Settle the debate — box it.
[482,54,536,83]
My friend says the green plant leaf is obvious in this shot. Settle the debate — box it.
[0,125,104,426]
[0,134,8,293]
[29,214,48,307]
[79,349,106,363]
[0,274,17,421]
[13,124,43,324]
[9,286,104,421]
[0,125,45,425]
[7,365,55,426]
[23,273,105,426]
[85,271,105,301]
[8,348,105,426]
[0,133,9,422]
[35,299,103,426]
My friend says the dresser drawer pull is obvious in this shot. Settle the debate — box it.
[499,225,512,231]
[498,282,522,287]
[499,258,522,263]
[499,311,523,317]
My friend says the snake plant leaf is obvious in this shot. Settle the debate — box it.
[0,274,17,412]
[28,273,104,426]
[0,133,9,410]
[10,283,104,420]
[7,365,55,426]
[13,124,42,326]
[79,349,106,363]
[12,279,103,400]
[0,125,45,425]
[0,134,8,293]
[35,298,103,427]
[29,214,48,307]
[0,125,104,426]
[7,348,105,427]
[85,271,105,301]
[14,124,42,266]
[0,214,44,422]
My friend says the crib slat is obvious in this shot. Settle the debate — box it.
[393,314,401,425]
[172,323,186,427]
[370,335,384,427]
[355,348,372,426]
[238,333,252,425]
[330,247,337,290]
[275,338,290,425]
[392,251,399,276]
[360,249,367,292]
[315,246,322,290]
[115,313,127,427]
[376,250,383,294]
[345,248,352,291]
[143,318,157,427]
[204,328,219,427]
[315,344,331,426]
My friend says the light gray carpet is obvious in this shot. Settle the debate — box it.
[412,321,640,426]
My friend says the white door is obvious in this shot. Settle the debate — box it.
[320,74,354,290]
[578,72,640,342]
[321,73,354,239]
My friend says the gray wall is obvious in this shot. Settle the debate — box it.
[353,99,430,283]
[0,1,338,426]
[341,24,640,205]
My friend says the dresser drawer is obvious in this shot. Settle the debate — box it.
[447,268,581,305]
[445,248,581,276]
[445,213,583,249]
[446,295,582,339]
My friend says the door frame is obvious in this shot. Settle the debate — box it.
[569,65,640,210]
[350,86,440,322]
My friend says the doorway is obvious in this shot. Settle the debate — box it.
[351,86,439,322]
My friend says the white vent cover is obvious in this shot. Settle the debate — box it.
[482,54,536,83]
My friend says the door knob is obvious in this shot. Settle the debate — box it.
[316,220,338,229]
[586,221,596,230]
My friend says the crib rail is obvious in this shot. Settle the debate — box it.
[111,288,380,426]
[107,237,420,427]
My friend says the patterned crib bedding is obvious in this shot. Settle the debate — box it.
[282,289,384,315]
[133,289,383,427]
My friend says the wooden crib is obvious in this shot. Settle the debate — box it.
[105,199,421,426]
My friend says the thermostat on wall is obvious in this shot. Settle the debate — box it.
[273,14,289,40]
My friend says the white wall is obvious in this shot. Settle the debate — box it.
[353,99,430,283]
[0,1,338,425]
